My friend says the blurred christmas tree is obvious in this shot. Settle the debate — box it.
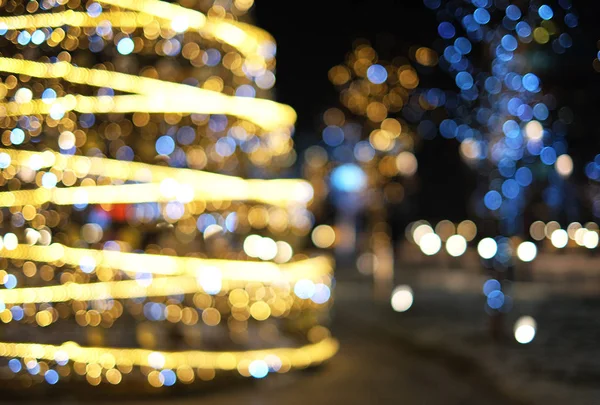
[0,0,336,388]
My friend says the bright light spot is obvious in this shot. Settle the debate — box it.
[0,153,11,169]
[148,352,165,369]
[28,154,44,171]
[555,154,573,177]
[330,163,366,193]
[445,234,467,257]
[258,237,278,261]
[10,128,25,145]
[31,30,45,45]
[551,229,568,248]
[18,31,31,45]
[15,88,33,104]
[176,184,194,203]
[4,233,18,250]
[514,316,537,344]
[412,224,434,244]
[311,225,336,248]
[242,235,279,261]
[171,15,189,33]
[49,103,65,120]
[584,231,599,249]
[524,120,543,140]
[25,228,40,245]
[391,285,414,312]
[294,182,314,204]
[198,266,222,295]
[79,256,96,273]
[574,228,588,246]
[477,237,497,259]
[517,241,537,262]
[58,131,76,150]
[248,360,269,379]
[396,151,418,176]
[117,37,134,55]
[243,234,262,258]
[41,172,58,189]
[136,272,153,287]
[159,178,178,199]
[311,284,331,304]
[274,241,293,263]
[294,279,316,299]
[419,233,441,255]
[255,71,276,89]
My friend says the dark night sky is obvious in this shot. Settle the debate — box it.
[255,0,438,137]
[255,0,600,223]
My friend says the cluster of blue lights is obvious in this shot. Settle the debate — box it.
[584,155,600,217]
[482,278,512,311]
[420,0,578,240]
[9,360,72,384]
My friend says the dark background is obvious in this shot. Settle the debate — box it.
[255,0,600,223]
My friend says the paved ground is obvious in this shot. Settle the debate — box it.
[4,279,517,405]
[368,258,600,405]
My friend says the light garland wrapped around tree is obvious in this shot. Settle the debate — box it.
[0,0,336,388]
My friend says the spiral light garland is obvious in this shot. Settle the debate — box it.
[0,0,337,388]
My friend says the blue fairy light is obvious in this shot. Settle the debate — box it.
[116,37,134,55]
[155,135,175,155]
[484,190,503,210]
[473,8,491,25]
[505,5,521,21]
[366,64,388,84]
[455,71,474,90]
[454,37,472,54]
[438,22,456,39]
[540,146,557,165]
[538,5,554,20]
[522,73,540,92]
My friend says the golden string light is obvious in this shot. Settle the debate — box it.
[0,58,295,131]
[0,335,339,373]
[0,148,313,207]
[0,242,332,282]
